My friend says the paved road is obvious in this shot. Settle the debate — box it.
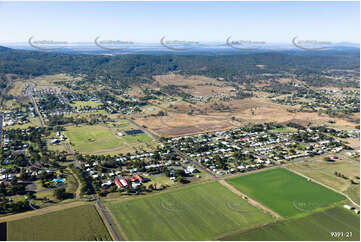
[127,118,215,177]
[0,112,2,145]
[171,146,216,178]
[64,142,81,168]
[94,195,121,241]
[31,95,45,127]
[126,118,160,140]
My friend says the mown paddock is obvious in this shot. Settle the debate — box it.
[286,156,360,204]
[6,204,111,241]
[105,181,274,240]
[65,124,124,153]
[220,206,360,241]
[227,168,346,217]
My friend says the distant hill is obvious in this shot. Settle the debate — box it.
[0,45,359,89]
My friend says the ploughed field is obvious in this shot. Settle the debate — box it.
[221,206,360,241]
[6,205,111,241]
[105,181,274,240]
[227,168,346,217]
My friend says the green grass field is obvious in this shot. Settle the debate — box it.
[227,168,346,217]
[65,124,156,154]
[71,101,101,109]
[7,205,111,240]
[65,125,123,153]
[286,156,360,204]
[105,181,273,240]
[122,133,152,143]
[221,206,360,241]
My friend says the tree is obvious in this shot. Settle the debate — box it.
[54,188,66,200]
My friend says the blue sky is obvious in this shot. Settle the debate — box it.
[0,1,359,43]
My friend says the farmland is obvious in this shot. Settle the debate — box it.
[6,205,111,241]
[105,181,274,240]
[286,153,360,204]
[221,206,360,241]
[227,168,346,217]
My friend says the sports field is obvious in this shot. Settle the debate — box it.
[105,181,274,240]
[227,168,346,217]
[7,205,111,240]
[221,206,360,241]
[65,125,123,153]
[65,123,157,154]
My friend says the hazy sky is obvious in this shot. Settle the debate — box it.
[0,1,359,43]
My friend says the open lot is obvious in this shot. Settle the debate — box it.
[6,204,111,241]
[135,96,356,137]
[286,154,360,205]
[227,168,346,217]
[221,206,360,241]
[105,181,274,240]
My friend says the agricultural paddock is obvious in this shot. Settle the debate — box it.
[227,168,346,217]
[221,206,360,241]
[105,181,273,240]
[285,154,360,205]
[6,204,111,241]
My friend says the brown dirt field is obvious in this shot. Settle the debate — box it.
[135,97,357,137]
[150,74,237,97]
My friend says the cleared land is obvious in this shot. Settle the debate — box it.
[6,204,111,241]
[105,182,274,240]
[286,154,360,205]
[227,168,346,217]
[221,206,360,241]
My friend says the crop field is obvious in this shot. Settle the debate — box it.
[221,206,360,241]
[227,168,346,217]
[286,155,360,204]
[105,181,274,240]
[6,205,111,241]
